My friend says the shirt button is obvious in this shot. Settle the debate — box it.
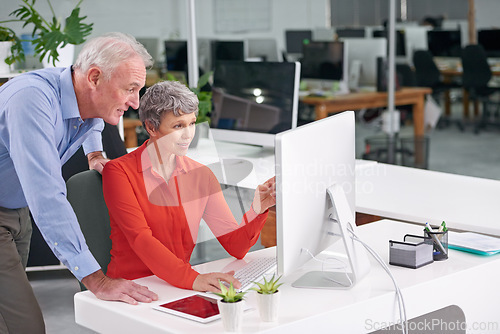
[54,242,58,246]
[73,125,77,129]
[74,266,79,271]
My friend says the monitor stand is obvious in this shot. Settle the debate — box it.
[292,184,371,290]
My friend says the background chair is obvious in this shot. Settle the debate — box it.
[412,49,463,130]
[461,44,500,134]
[66,170,112,290]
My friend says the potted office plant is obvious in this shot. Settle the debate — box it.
[251,274,283,322]
[213,281,247,332]
[0,26,25,72]
[0,0,93,67]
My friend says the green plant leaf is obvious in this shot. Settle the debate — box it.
[64,7,93,45]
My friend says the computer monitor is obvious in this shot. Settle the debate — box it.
[343,37,387,87]
[246,38,279,62]
[164,40,188,71]
[285,30,313,55]
[210,61,301,148]
[373,29,406,57]
[404,26,429,60]
[275,111,370,289]
[211,41,245,69]
[478,29,500,57]
[300,41,346,81]
[335,27,366,38]
[427,30,462,57]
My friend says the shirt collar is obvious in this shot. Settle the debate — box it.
[60,66,81,121]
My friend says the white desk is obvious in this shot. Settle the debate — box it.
[75,220,500,333]
[356,163,500,236]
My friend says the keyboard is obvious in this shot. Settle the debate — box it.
[233,257,277,292]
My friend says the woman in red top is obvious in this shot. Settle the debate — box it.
[102,81,275,293]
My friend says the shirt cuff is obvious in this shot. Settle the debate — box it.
[65,249,101,281]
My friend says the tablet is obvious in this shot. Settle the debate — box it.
[153,294,221,323]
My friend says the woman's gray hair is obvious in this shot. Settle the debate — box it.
[139,80,199,131]
[73,32,153,80]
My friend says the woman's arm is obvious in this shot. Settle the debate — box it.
[102,161,199,289]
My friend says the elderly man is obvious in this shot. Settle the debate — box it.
[0,32,158,334]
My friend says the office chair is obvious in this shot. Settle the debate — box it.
[461,44,500,134]
[66,170,112,290]
[412,50,463,130]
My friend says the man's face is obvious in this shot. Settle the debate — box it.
[94,56,146,125]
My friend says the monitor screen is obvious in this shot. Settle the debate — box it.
[335,28,366,38]
[478,29,500,57]
[211,41,245,69]
[373,29,406,57]
[300,41,345,81]
[210,61,300,147]
[427,30,462,57]
[343,38,387,87]
[275,111,370,289]
[164,40,188,71]
[285,30,313,54]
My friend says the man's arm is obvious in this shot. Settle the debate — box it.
[87,151,110,173]
[82,270,158,305]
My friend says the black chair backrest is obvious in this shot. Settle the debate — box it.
[412,50,441,87]
[67,170,112,278]
[461,44,492,89]
[396,63,417,87]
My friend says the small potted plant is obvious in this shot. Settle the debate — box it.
[0,26,25,72]
[251,274,283,322]
[212,280,247,332]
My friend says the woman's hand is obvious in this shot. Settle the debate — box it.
[252,176,276,214]
[192,271,241,293]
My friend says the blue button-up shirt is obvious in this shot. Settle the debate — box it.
[0,67,102,280]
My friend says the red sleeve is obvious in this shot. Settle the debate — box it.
[102,160,199,289]
[202,174,268,259]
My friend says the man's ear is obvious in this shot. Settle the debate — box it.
[87,67,102,88]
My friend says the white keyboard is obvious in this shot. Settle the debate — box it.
[233,257,277,292]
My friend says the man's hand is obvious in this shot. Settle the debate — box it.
[192,271,240,293]
[81,270,158,305]
[87,151,110,173]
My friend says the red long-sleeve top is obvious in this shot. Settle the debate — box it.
[102,141,268,289]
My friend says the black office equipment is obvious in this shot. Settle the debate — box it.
[427,30,462,57]
[211,40,245,69]
[478,29,500,58]
[335,27,366,38]
[300,41,344,81]
[164,40,188,71]
[373,29,406,57]
[285,30,312,55]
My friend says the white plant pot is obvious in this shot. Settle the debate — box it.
[217,299,244,332]
[42,43,75,68]
[0,41,13,74]
[256,291,280,322]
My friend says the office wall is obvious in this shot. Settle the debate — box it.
[0,0,328,62]
[475,0,500,29]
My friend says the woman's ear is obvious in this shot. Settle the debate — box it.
[144,121,156,138]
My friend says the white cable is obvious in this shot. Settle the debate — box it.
[347,224,408,334]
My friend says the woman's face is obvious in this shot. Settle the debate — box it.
[148,110,197,157]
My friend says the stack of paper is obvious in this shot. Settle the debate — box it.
[448,231,500,256]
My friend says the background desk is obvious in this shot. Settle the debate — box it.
[356,162,500,236]
[301,87,432,138]
[74,220,500,333]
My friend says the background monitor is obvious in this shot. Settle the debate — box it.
[285,30,313,55]
[373,29,406,57]
[300,41,346,81]
[335,27,366,38]
[136,37,160,62]
[427,30,462,57]
[246,38,279,62]
[404,26,429,60]
[211,40,245,69]
[478,29,500,57]
[343,37,387,87]
[210,61,301,148]
[275,111,370,288]
[164,40,188,71]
